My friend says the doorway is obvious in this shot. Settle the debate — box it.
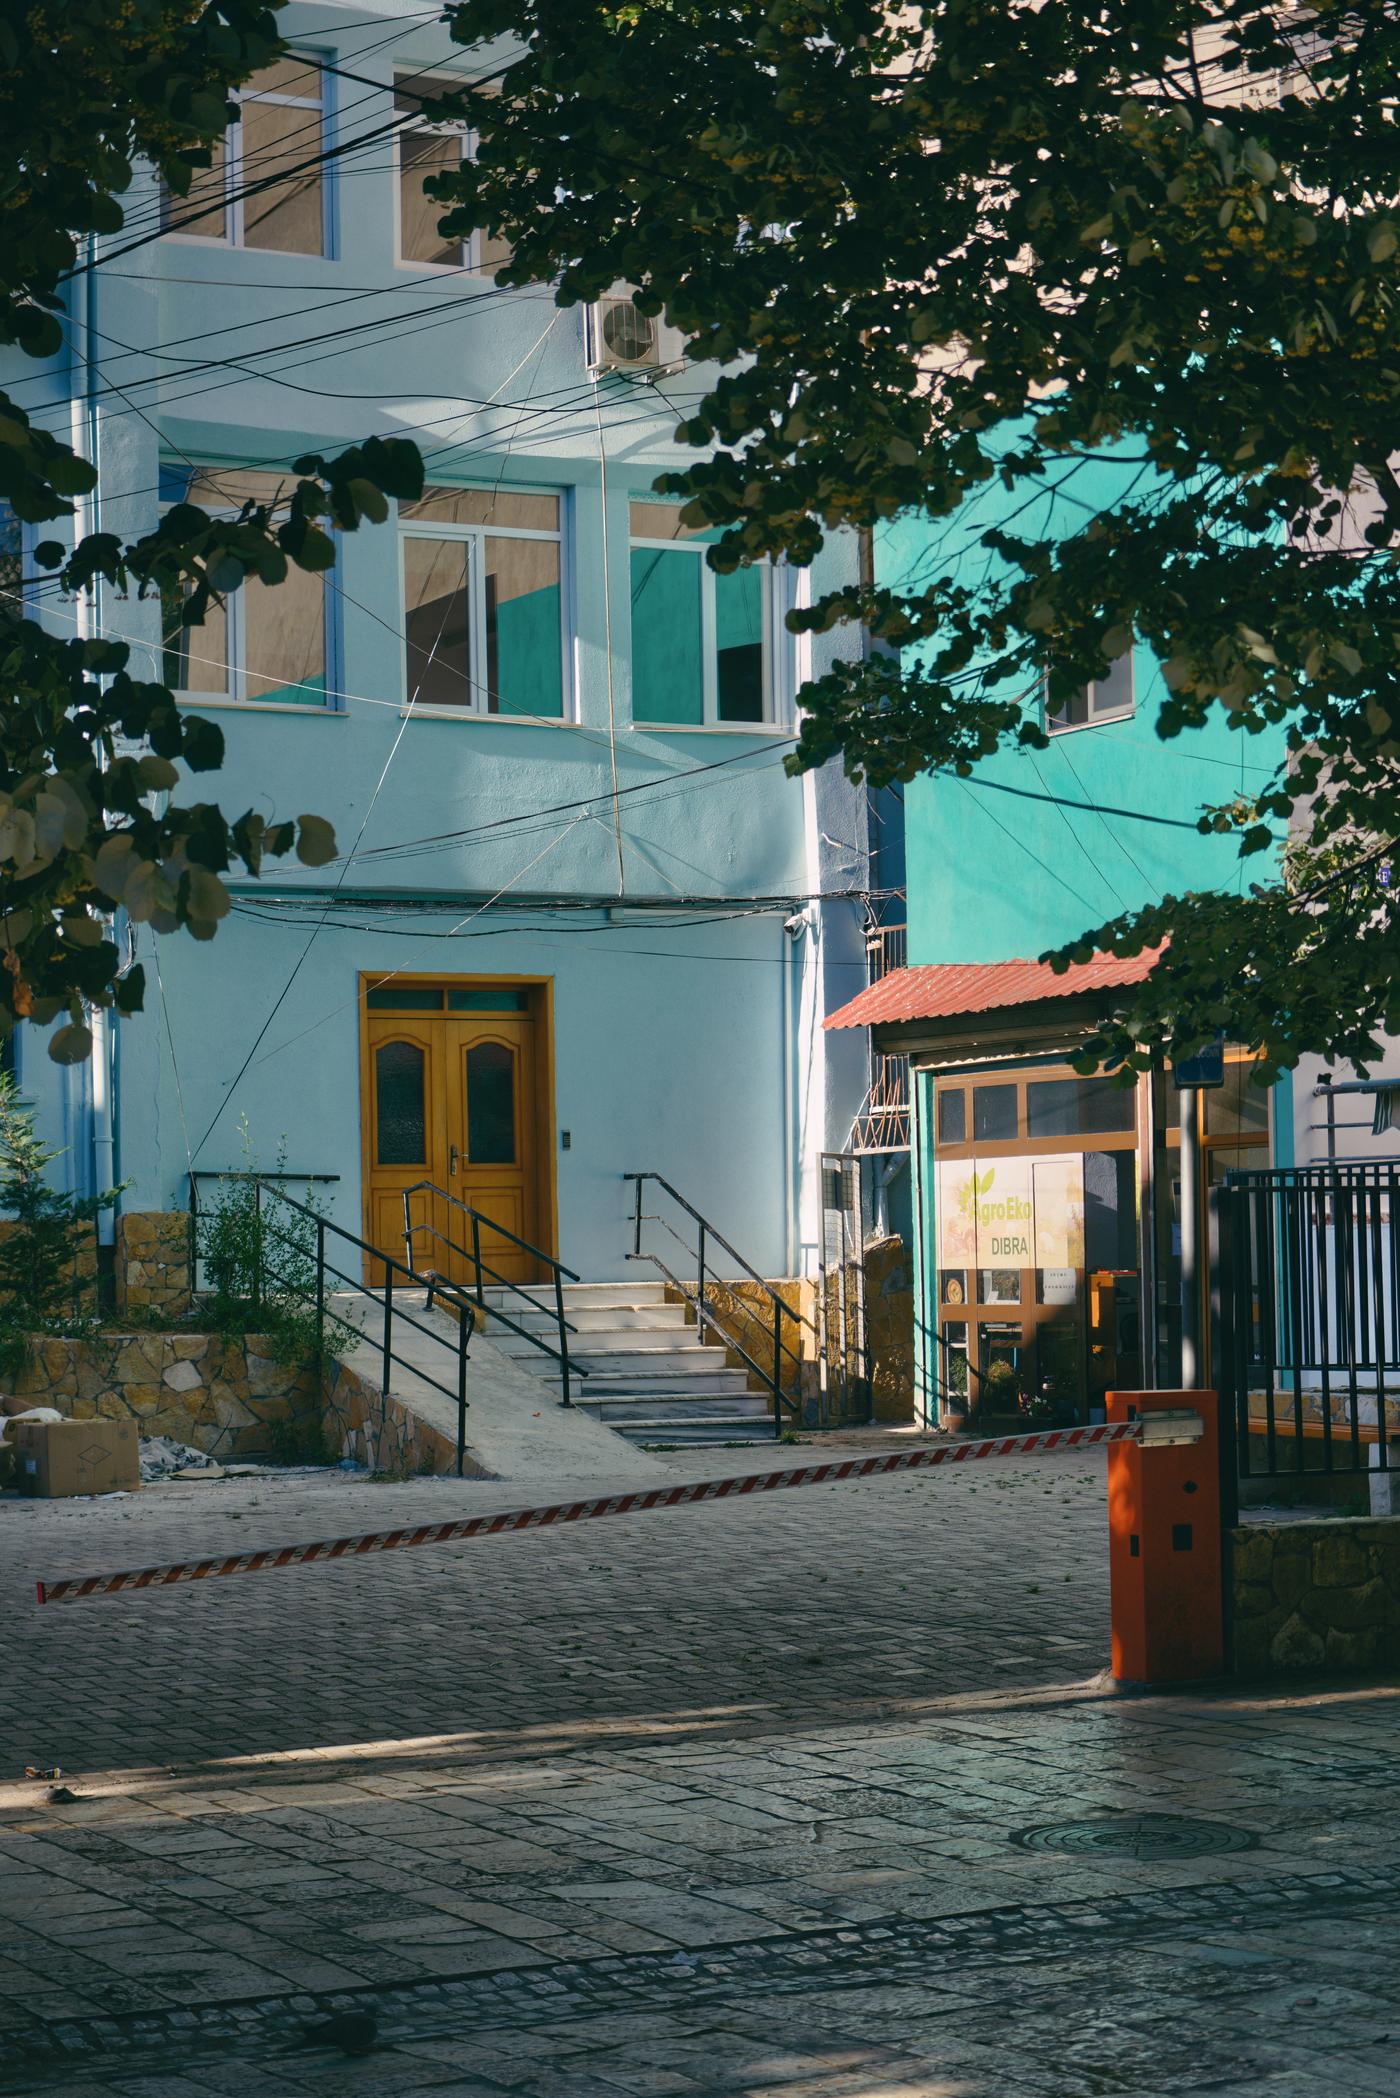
[360,977,555,1286]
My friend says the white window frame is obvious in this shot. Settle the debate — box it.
[160,466,338,714]
[162,55,331,257]
[392,76,497,275]
[628,511,789,731]
[1044,658,1136,736]
[398,489,573,721]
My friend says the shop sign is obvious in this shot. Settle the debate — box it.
[936,1154,1086,1272]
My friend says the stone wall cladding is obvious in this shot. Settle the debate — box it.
[324,1357,491,1478]
[865,1236,915,1423]
[115,1211,192,1316]
[1231,1518,1400,1676]
[10,1333,318,1458]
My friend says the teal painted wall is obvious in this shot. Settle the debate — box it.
[876,449,1287,967]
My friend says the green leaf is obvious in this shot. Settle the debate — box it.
[48,1023,94,1065]
[295,814,338,866]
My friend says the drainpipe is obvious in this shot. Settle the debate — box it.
[73,239,117,1239]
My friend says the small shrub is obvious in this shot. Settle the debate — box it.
[264,1409,334,1467]
[0,1071,124,1377]
[198,1125,356,1371]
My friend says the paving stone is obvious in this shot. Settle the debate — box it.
[4,1443,1399,2095]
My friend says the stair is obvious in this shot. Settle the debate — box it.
[477,1279,780,1444]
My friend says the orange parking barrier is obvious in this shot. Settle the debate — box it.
[1107,1388,1223,1686]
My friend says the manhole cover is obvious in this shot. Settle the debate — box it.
[1011,1815,1258,1860]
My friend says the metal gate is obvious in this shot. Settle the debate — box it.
[814,1151,870,1428]
[1218,1162,1400,1488]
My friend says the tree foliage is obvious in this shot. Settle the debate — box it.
[0,0,423,1060]
[436,0,1400,1076]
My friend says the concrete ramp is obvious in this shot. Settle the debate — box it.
[329,1293,665,1483]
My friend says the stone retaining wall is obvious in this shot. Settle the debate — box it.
[1231,1518,1400,1676]
[324,1357,491,1479]
[9,1333,320,1459]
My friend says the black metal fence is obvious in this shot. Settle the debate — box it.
[1218,1162,1400,1486]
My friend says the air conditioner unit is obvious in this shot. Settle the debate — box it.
[585,288,687,377]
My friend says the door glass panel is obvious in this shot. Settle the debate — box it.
[375,1041,427,1165]
[366,988,443,1010]
[446,988,527,1011]
[466,1041,516,1164]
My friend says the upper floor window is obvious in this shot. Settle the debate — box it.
[629,502,780,727]
[399,487,564,717]
[394,77,510,274]
[1045,656,1134,733]
[0,499,25,620]
[160,466,330,709]
[161,57,328,256]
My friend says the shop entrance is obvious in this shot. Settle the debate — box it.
[360,977,554,1286]
[931,1065,1144,1425]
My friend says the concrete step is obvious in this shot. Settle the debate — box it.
[583,1393,771,1423]
[488,1322,703,1356]
[481,1280,670,1312]
[586,1409,779,1446]
[491,1303,692,1334]
[580,1371,753,1398]
[579,1355,753,1385]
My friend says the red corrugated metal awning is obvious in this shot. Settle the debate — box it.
[825,948,1160,1032]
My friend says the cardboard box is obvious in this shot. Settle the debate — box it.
[14,1417,140,1498]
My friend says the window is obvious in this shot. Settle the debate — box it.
[1026,1076,1136,1138]
[1045,655,1134,733]
[160,466,330,708]
[161,57,328,255]
[0,499,24,619]
[630,501,780,726]
[937,1086,967,1145]
[394,77,510,274]
[399,487,564,717]
[972,1083,1018,1143]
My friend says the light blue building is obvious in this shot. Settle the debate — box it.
[7,1,880,1299]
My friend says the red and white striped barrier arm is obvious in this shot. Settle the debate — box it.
[33,1420,1140,1606]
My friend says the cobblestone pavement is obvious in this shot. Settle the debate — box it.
[3,1438,1399,2097]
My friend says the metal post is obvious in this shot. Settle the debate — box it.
[315,1215,325,1363]
[697,1221,707,1343]
[382,1260,394,1396]
[772,1300,784,1439]
[456,1318,468,1476]
[471,1214,484,1310]
[632,1175,643,1259]
[253,1178,264,1316]
[1180,1087,1201,1387]
[554,1266,572,1407]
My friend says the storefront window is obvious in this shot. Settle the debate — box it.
[1026,1076,1136,1138]
[973,1083,1018,1142]
[937,1087,967,1143]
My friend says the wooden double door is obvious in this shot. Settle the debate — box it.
[363,983,546,1287]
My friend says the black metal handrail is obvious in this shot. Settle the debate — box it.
[192,1177,475,1476]
[401,1180,581,1407]
[623,1171,806,1439]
